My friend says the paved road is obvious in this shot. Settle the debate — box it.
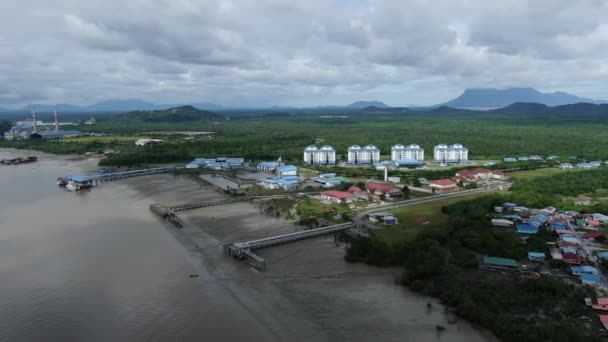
[353,186,501,228]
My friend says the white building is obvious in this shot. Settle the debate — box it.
[135,139,163,146]
[433,144,468,163]
[347,144,380,165]
[391,144,424,161]
[303,145,336,165]
[277,165,297,177]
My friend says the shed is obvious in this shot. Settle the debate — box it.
[491,219,514,228]
[368,212,399,225]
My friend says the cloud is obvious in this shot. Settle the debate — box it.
[0,0,606,107]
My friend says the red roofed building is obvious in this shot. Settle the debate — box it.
[347,186,362,193]
[562,252,582,265]
[321,190,353,203]
[430,179,458,191]
[367,182,402,199]
[455,168,509,184]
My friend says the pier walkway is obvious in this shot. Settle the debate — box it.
[169,197,253,212]
[59,166,176,186]
[224,222,353,270]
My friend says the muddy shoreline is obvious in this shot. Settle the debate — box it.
[124,173,498,342]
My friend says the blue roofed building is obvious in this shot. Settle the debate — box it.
[517,224,539,234]
[549,221,568,230]
[258,161,279,173]
[559,163,574,170]
[581,273,601,286]
[503,157,518,163]
[570,266,599,276]
[277,165,297,177]
[258,176,301,190]
[394,158,424,169]
[596,251,608,260]
[528,252,546,262]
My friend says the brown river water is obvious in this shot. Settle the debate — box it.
[0,149,497,342]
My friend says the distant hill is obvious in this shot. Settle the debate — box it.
[347,101,390,109]
[491,102,608,116]
[442,87,604,108]
[430,105,472,114]
[24,103,85,112]
[3,100,226,113]
[119,106,224,122]
[87,99,160,112]
[360,106,410,113]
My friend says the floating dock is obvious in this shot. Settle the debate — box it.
[224,222,353,271]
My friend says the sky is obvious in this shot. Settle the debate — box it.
[0,0,607,108]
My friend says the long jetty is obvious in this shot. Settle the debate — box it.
[224,222,353,271]
[58,166,176,187]
[169,197,253,212]
[150,197,254,228]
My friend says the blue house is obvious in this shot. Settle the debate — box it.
[517,224,539,234]
[503,157,517,163]
[596,251,608,260]
[570,266,599,276]
[549,222,568,230]
[528,252,546,262]
[581,273,601,286]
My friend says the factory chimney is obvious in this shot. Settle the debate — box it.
[54,106,59,131]
[384,165,388,182]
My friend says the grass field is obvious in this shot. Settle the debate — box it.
[508,167,569,180]
[376,192,495,246]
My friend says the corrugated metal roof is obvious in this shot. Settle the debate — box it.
[483,256,517,267]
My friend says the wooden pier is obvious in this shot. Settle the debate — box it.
[223,222,353,271]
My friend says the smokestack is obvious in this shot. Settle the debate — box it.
[32,108,37,133]
[384,166,388,182]
[54,107,59,131]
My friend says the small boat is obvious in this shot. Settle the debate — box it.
[426,302,432,309]
[66,179,93,192]
[436,325,446,332]
[189,274,199,278]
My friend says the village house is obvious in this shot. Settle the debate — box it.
[320,190,354,203]
[367,182,402,199]
[454,168,509,185]
[430,179,458,192]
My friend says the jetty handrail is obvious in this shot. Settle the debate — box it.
[233,222,352,250]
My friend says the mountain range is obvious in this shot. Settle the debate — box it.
[0,88,605,113]
[441,87,606,109]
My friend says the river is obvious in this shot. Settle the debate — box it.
[0,149,497,342]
